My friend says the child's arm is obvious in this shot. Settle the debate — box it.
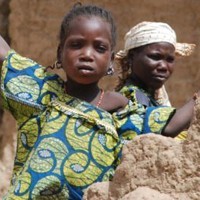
[102,91,129,113]
[162,92,199,137]
[0,35,10,67]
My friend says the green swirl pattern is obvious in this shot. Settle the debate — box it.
[1,50,122,199]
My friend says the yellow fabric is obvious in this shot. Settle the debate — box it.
[175,131,188,141]
[1,50,122,199]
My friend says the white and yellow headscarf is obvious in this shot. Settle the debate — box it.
[115,21,196,106]
[116,21,195,59]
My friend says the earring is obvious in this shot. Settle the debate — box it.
[54,60,62,69]
[106,66,114,75]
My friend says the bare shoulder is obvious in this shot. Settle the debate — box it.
[101,91,128,113]
[106,91,128,103]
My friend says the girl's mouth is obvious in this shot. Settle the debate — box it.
[152,75,167,82]
[78,65,94,75]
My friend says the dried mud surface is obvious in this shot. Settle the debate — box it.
[84,99,200,200]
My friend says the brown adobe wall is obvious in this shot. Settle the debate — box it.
[8,0,200,107]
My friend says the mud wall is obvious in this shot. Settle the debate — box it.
[8,0,200,107]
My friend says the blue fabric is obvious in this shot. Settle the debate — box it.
[1,50,122,200]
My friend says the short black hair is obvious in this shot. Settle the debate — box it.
[57,3,117,61]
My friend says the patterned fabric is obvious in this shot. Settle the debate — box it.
[1,50,122,200]
[154,85,171,106]
[113,83,176,142]
[118,82,188,141]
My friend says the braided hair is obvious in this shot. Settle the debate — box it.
[57,3,117,62]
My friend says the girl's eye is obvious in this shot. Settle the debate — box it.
[148,54,161,60]
[69,41,82,49]
[148,53,175,63]
[96,45,108,53]
[167,56,175,63]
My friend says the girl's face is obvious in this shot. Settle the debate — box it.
[130,42,175,90]
[61,16,113,85]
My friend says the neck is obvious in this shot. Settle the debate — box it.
[129,74,155,96]
[65,81,100,103]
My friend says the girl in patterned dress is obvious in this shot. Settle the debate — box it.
[115,21,198,140]
[0,4,129,200]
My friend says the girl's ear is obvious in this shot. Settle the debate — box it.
[57,44,63,63]
[111,51,115,62]
[127,50,136,67]
[106,51,115,76]
[109,51,115,66]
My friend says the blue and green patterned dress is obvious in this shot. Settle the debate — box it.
[114,81,176,141]
[1,50,122,200]
[0,50,177,199]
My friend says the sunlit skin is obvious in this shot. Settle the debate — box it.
[57,16,128,111]
[61,16,113,87]
[129,42,176,92]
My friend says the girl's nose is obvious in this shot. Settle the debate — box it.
[158,60,168,71]
[81,47,93,61]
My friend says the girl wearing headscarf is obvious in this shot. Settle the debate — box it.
[114,21,197,141]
